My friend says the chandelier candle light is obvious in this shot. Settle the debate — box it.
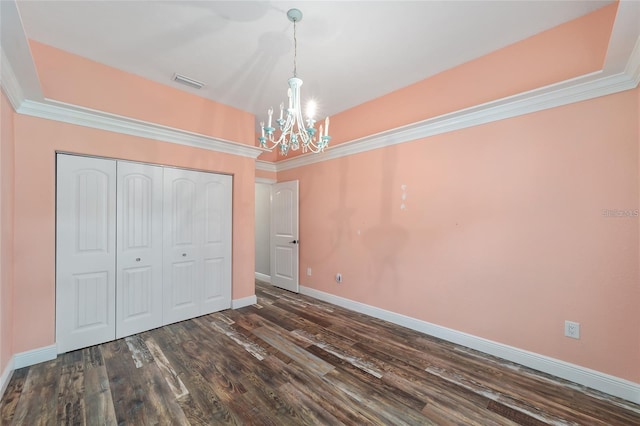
[259,8,330,155]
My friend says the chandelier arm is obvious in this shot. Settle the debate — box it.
[279,113,295,139]
[294,105,308,142]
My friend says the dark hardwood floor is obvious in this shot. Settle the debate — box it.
[2,281,639,425]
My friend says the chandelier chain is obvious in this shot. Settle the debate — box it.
[293,20,297,77]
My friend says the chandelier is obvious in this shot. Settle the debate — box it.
[259,8,330,155]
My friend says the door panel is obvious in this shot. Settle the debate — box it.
[73,272,110,329]
[203,258,224,300]
[275,246,294,279]
[173,179,197,245]
[121,267,151,316]
[200,175,232,314]
[116,161,164,338]
[271,180,299,292]
[56,154,116,353]
[163,168,201,324]
[171,261,197,305]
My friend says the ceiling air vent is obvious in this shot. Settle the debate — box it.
[172,73,205,89]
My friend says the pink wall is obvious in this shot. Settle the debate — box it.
[30,41,256,146]
[255,169,277,181]
[0,92,15,373]
[272,2,640,382]
[12,114,256,353]
[279,88,640,383]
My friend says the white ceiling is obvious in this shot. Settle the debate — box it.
[16,1,612,127]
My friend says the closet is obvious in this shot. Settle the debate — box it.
[55,154,232,353]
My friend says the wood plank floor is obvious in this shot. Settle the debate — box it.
[2,281,639,425]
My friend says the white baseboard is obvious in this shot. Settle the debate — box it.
[300,286,640,404]
[232,295,258,309]
[255,272,271,283]
[13,344,57,369]
[0,356,15,399]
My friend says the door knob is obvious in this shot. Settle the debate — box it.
[135,258,141,262]
[182,253,187,257]
[290,239,299,244]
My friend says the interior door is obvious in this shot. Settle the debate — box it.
[200,173,232,314]
[270,180,299,292]
[56,154,116,353]
[116,161,164,338]
[163,167,201,325]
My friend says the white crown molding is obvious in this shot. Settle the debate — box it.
[300,285,640,404]
[0,48,26,110]
[604,1,640,74]
[13,344,57,369]
[17,99,265,159]
[272,69,638,172]
[625,36,640,86]
[231,295,258,309]
[256,160,278,173]
[0,1,44,105]
[255,177,276,184]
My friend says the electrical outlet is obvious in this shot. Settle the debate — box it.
[565,320,580,339]
[307,267,312,276]
[336,273,342,283]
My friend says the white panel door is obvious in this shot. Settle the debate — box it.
[163,167,201,324]
[116,161,164,338]
[200,173,232,314]
[56,154,116,353]
[270,180,299,293]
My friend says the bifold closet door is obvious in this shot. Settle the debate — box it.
[163,168,232,325]
[163,168,200,324]
[56,154,116,353]
[116,161,164,338]
[57,156,232,352]
[200,171,232,314]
